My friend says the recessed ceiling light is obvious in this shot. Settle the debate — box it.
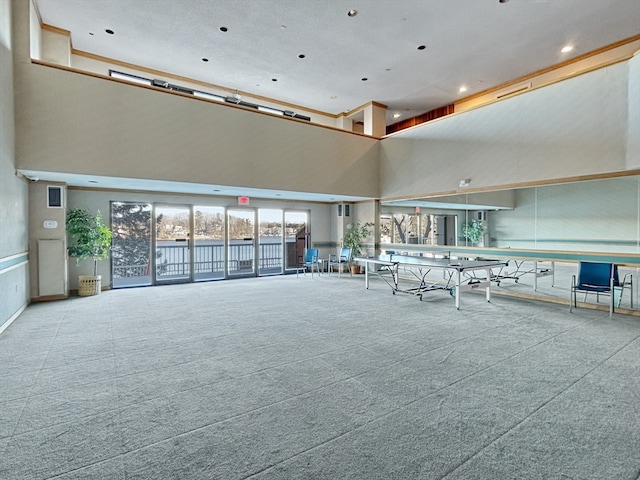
[219,26,228,32]
[330,95,337,99]
[561,45,574,53]
[499,0,509,3]
[280,25,287,30]
[347,9,358,17]
[201,58,209,62]
[393,113,401,119]
[89,32,94,36]
[459,86,468,93]
[271,78,278,82]
[361,77,368,81]
[105,29,114,35]
[298,54,306,59]
[417,45,426,50]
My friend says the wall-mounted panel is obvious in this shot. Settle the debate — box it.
[37,239,65,296]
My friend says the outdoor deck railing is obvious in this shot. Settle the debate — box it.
[113,242,289,279]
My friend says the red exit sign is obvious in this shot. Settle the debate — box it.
[238,196,250,205]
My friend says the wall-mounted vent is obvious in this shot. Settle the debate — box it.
[496,82,532,99]
[47,186,63,208]
[109,70,310,121]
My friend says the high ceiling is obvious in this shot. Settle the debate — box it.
[25,0,640,203]
[34,0,640,126]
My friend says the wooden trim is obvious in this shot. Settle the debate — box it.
[456,34,640,105]
[489,289,640,317]
[41,23,71,37]
[376,243,640,265]
[341,100,388,118]
[31,294,68,302]
[379,169,640,204]
[69,47,338,119]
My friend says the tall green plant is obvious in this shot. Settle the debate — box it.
[342,221,373,264]
[66,209,112,276]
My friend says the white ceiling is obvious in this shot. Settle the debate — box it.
[34,0,640,123]
[28,0,640,204]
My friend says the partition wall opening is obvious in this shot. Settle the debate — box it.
[111,202,309,288]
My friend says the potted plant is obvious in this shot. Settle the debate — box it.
[66,208,112,296]
[462,219,484,246]
[342,221,373,274]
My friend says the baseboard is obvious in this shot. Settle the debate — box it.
[0,301,29,336]
[31,294,68,302]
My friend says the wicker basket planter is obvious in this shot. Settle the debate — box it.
[78,275,102,296]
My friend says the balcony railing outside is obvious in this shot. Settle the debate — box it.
[113,239,295,286]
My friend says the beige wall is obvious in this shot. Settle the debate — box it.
[27,182,67,298]
[14,64,380,199]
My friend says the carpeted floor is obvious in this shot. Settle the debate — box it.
[1,273,639,479]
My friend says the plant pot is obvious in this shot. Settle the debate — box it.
[350,265,361,275]
[78,275,102,296]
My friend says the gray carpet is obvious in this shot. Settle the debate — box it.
[1,273,639,479]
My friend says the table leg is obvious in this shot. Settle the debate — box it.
[486,267,491,302]
[365,261,370,289]
[455,270,461,309]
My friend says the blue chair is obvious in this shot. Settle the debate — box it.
[329,247,352,276]
[570,261,632,317]
[301,248,320,277]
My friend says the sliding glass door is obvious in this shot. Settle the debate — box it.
[111,204,309,286]
[284,211,308,272]
[258,209,283,276]
[111,202,152,288]
[227,209,256,277]
[194,206,225,281]
[155,205,192,284]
